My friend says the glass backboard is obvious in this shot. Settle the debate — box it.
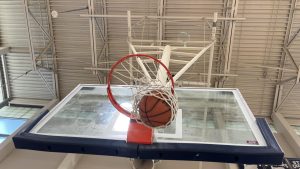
[13,84,283,165]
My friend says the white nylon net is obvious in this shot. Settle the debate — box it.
[131,79,178,128]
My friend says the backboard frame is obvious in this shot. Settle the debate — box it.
[13,84,283,164]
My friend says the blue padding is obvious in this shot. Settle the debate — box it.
[0,118,26,135]
[138,142,282,164]
[14,133,138,158]
[13,112,283,165]
[13,110,138,158]
[138,118,283,164]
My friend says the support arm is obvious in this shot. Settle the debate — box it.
[157,45,171,85]
[168,42,214,85]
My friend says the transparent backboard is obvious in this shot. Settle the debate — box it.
[31,84,266,146]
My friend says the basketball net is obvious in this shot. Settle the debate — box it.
[132,80,178,128]
[107,54,179,144]
[107,54,178,124]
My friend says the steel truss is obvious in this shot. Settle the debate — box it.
[22,0,59,98]
[82,6,244,87]
[273,0,300,113]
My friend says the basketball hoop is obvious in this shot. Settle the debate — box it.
[107,54,178,128]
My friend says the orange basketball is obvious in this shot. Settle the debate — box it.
[138,92,172,128]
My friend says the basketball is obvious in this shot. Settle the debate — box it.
[138,92,173,128]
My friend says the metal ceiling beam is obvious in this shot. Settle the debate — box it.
[80,14,245,21]
[215,0,230,87]
[23,0,59,99]
[223,0,239,75]
[273,0,298,114]
[94,0,108,84]
[277,0,298,82]
[23,0,36,71]
[46,0,59,99]
[101,0,109,83]
[157,0,165,45]
[131,39,211,44]
[207,12,218,87]
[88,0,98,75]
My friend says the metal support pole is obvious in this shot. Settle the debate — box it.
[223,0,239,74]
[102,0,109,83]
[170,42,214,84]
[127,10,132,42]
[23,0,37,70]
[127,10,133,83]
[46,0,59,99]
[94,25,106,73]
[215,0,230,87]
[272,85,280,112]
[88,0,97,74]
[207,12,218,87]
[128,43,152,80]
[1,55,10,99]
[94,1,107,83]
[157,0,165,46]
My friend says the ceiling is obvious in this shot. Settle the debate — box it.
[0,0,300,122]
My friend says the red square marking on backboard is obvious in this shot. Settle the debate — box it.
[127,121,153,144]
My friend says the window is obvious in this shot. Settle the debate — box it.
[0,106,40,144]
